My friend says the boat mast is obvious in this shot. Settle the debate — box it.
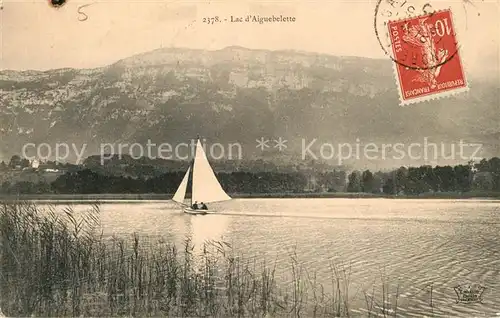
[189,134,200,206]
[188,159,193,207]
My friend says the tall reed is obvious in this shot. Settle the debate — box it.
[0,201,406,317]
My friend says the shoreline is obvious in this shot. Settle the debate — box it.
[1,191,500,202]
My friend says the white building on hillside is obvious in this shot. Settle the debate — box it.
[31,159,40,169]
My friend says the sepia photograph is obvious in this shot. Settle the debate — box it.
[0,0,499,316]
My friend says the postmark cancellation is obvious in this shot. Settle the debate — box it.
[387,9,469,106]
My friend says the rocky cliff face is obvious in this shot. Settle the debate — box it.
[1,46,498,169]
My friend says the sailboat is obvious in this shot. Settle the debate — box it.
[172,137,232,215]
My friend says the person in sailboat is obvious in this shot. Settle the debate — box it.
[191,201,199,209]
[200,202,208,210]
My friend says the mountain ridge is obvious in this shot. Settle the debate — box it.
[1,46,498,170]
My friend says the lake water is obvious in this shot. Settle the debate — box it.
[47,198,500,317]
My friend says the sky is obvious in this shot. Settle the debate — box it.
[1,0,499,75]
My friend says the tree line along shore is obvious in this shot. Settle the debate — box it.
[0,155,499,199]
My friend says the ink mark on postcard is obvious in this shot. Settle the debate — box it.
[387,9,468,105]
[77,3,95,22]
[375,1,459,70]
[374,0,440,65]
[49,0,66,8]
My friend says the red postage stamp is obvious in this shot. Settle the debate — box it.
[387,9,469,105]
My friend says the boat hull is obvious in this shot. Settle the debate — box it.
[183,207,215,215]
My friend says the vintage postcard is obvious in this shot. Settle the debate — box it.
[0,0,499,317]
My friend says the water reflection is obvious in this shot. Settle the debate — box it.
[31,199,500,316]
[181,213,230,252]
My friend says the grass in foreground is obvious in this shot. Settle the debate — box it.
[0,202,420,317]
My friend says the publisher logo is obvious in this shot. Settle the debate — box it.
[454,284,485,304]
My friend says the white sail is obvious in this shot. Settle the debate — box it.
[192,139,231,203]
[172,166,191,204]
